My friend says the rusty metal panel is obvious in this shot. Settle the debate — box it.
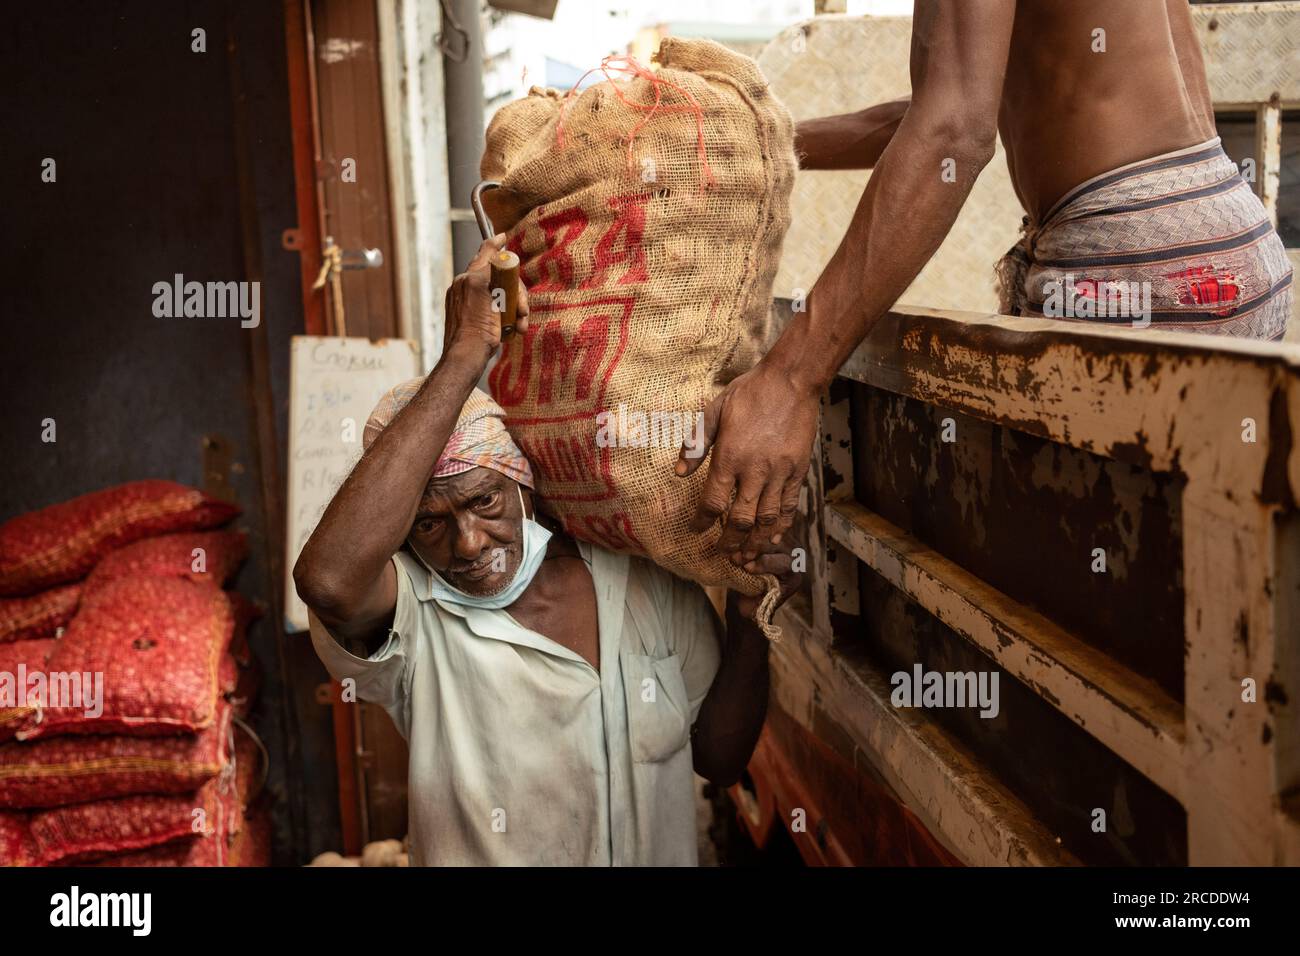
[850,566,1188,866]
[802,305,1300,864]
[836,308,1291,487]
[825,500,1187,802]
[736,705,963,866]
[770,597,1078,865]
[818,378,861,628]
[850,386,1186,701]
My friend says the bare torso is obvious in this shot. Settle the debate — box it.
[999,0,1217,223]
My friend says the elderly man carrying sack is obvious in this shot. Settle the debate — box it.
[294,238,800,867]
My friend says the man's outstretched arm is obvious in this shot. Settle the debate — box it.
[795,98,910,170]
[679,0,1016,561]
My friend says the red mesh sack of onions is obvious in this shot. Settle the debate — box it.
[0,810,33,866]
[19,576,236,740]
[0,722,261,867]
[28,768,243,866]
[0,480,240,597]
[82,529,248,599]
[0,702,235,809]
[82,721,264,867]
[0,639,54,743]
[0,583,82,644]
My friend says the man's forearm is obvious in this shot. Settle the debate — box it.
[769,116,995,393]
[294,344,484,611]
[795,99,909,170]
[692,601,771,786]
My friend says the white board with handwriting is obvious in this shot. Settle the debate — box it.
[284,336,422,632]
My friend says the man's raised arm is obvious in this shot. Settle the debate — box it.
[293,237,527,648]
[679,0,1015,562]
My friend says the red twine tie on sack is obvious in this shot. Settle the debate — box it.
[555,53,716,189]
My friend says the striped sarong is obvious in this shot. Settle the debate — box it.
[996,137,1292,341]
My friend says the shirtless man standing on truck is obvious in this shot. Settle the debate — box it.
[681,0,1293,562]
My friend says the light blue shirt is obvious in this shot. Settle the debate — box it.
[309,540,722,866]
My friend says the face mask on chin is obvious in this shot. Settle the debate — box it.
[411,483,552,609]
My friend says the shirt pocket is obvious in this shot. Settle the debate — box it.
[622,651,690,763]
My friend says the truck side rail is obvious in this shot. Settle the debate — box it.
[776,304,1300,865]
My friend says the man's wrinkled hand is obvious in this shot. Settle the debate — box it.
[675,360,820,565]
[442,235,530,366]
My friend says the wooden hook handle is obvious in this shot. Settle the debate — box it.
[489,249,521,339]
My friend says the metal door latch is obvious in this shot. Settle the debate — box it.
[339,245,384,270]
[312,238,384,336]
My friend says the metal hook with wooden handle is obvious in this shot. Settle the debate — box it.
[470,181,520,340]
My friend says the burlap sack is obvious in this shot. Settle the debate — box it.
[481,39,796,634]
